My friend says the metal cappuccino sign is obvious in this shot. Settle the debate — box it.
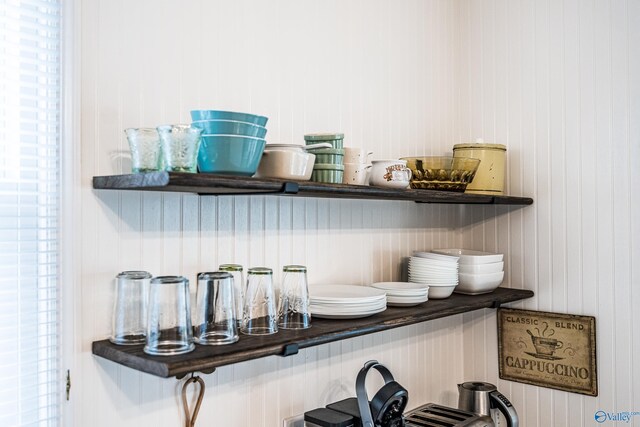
[497,308,597,396]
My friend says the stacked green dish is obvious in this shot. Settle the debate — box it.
[310,163,344,183]
[305,133,345,183]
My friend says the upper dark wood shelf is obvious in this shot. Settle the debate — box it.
[92,172,533,205]
[92,287,533,378]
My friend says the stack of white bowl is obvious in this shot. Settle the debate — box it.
[370,282,429,306]
[407,252,459,299]
[432,249,504,295]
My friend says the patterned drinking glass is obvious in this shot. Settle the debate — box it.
[241,267,278,335]
[157,124,202,173]
[125,128,162,173]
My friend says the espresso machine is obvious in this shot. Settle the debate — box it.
[303,362,516,427]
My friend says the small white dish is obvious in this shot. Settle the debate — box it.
[432,249,503,264]
[427,285,456,299]
[456,271,504,294]
[458,261,504,274]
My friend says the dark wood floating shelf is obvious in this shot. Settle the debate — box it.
[92,172,533,205]
[92,288,533,378]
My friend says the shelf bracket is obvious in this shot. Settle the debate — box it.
[491,300,501,309]
[281,182,299,194]
[281,343,299,357]
[175,367,216,379]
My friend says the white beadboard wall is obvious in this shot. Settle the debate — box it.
[78,1,469,426]
[76,0,639,426]
[456,0,640,426]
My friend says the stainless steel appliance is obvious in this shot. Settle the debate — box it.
[404,403,493,426]
[457,382,519,427]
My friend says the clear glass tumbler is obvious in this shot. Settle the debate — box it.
[144,276,195,356]
[124,128,162,173]
[194,272,239,345]
[278,265,311,329]
[219,264,244,326]
[110,271,151,345]
[241,267,278,335]
[157,124,202,173]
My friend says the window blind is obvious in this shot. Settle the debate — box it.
[0,0,61,425]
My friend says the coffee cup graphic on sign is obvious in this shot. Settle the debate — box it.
[527,329,563,357]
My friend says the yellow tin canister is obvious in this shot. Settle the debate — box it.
[453,141,506,195]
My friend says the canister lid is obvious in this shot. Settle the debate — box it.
[453,138,506,151]
[304,133,345,141]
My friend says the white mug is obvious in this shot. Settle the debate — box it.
[369,160,412,189]
[343,163,373,186]
[344,147,373,164]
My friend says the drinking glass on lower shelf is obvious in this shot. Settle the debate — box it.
[278,265,311,330]
[144,276,195,356]
[218,264,245,327]
[110,271,151,345]
[193,272,239,345]
[241,267,278,335]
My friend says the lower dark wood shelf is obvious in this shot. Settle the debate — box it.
[92,287,533,378]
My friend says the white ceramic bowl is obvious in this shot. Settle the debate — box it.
[432,249,503,264]
[413,251,460,263]
[427,285,456,299]
[458,261,504,274]
[254,148,315,180]
[456,271,504,295]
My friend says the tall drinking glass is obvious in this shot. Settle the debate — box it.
[194,272,238,345]
[241,267,278,335]
[277,265,311,330]
[219,264,244,326]
[144,276,195,356]
[110,271,151,345]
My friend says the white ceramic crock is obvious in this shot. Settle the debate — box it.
[342,163,372,185]
[254,146,316,180]
[369,159,412,189]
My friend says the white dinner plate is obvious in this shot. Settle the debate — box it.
[309,284,387,302]
[371,282,428,291]
[387,299,428,307]
[311,306,386,319]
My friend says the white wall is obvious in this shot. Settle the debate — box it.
[76,0,638,426]
[457,0,640,426]
[77,1,470,426]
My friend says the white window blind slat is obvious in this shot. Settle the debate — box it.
[0,0,61,425]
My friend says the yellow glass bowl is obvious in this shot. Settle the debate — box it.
[400,156,481,192]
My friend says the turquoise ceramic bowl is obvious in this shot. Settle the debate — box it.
[198,135,266,175]
[191,119,267,138]
[190,110,268,127]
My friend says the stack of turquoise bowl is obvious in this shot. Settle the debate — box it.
[305,133,345,183]
[190,110,268,176]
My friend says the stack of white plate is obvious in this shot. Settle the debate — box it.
[407,252,460,299]
[370,282,429,306]
[308,284,387,319]
[432,249,505,295]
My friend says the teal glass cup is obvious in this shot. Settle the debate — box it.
[157,124,203,173]
[125,128,162,173]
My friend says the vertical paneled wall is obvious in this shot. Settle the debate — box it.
[456,0,640,426]
[78,1,467,426]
